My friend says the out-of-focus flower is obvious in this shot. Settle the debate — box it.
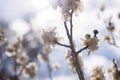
[107,21,115,32]
[104,35,111,43]
[42,45,52,54]
[118,13,120,19]
[100,4,105,12]
[78,53,83,68]
[6,45,16,57]
[107,26,115,32]
[37,54,49,62]
[82,34,99,55]
[5,40,23,57]
[0,31,7,45]
[65,50,83,72]
[22,62,38,78]
[65,50,75,72]
[41,27,58,46]
[51,0,83,21]
[16,52,29,65]
[52,62,60,71]
[108,59,120,80]
[91,66,105,80]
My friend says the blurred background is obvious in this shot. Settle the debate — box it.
[0,0,120,80]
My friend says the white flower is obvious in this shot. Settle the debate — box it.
[78,53,83,69]
[65,50,72,59]
[65,50,84,72]
[0,31,7,45]
[22,62,37,78]
[91,66,105,80]
[65,50,75,72]
[108,60,120,80]
[83,35,100,54]
[52,62,60,71]
[51,0,83,21]
[5,45,16,57]
[41,27,57,46]
[16,52,29,65]
[42,45,52,54]
[37,54,49,62]
[87,37,99,52]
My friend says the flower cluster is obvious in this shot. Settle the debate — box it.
[104,35,111,43]
[39,27,59,62]
[107,21,115,32]
[82,30,99,55]
[6,37,23,57]
[41,27,58,46]
[108,59,120,80]
[51,0,83,21]
[52,62,60,71]
[5,36,35,78]
[104,17,119,47]
[65,50,83,72]
[22,62,38,78]
[91,66,105,80]
[16,52,29,65]
[0,31,7,45]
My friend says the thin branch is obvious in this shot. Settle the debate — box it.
[111,32,116,45]
[77,46,89,54]
[18,61,29,76]
[110,32,120,48]
[47,61,52,80]
[70,10,74,41]
[56,42,71,48]
[64,22,71,40]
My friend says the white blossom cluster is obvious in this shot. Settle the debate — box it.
[39,27,58,62]
[22,62,38,78]
[5,37,29,65]
[82,34,99,55]
[4,37,38,78]
[65,50,83,72]
[108,60,120,80]
[0,31,7,45]
[51,0,83,21]
[91,66,105,80]
[41,27,57,46]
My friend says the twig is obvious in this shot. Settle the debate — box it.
[64,22,71,40]
[77,46,89,54]
[70,10,74,41]
[110,32,120,48]
[18,61,29,77]
[56,42,70,48]
[47,61,52,80]
[63,10,85,80]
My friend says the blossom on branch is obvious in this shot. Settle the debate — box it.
[41,27,58,47]
[0,31,7,45]
[22,62,38,78]
[16,52,29,65]
[82,30,100,55]
[51,0,83,21]
[65,50,83,72]
[108,59,120,80]
[91,66,105,80]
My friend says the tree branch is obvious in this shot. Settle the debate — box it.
[70,10,74,41]
[77,46,88,54]
[56,42,71,48]
[47,61,52,80]
[110,32,120,48]
[18,61,29,77]
[64,22,71,40]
